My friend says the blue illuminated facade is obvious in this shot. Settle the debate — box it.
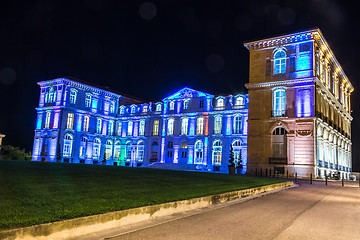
[32,77,248,172]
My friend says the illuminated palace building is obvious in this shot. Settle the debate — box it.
[32,28,353,178]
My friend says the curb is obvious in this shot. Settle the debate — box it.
[0,181,293,240]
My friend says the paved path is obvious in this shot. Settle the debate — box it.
[75,180,360,240]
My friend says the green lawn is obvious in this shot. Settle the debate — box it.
[0,160,285,230]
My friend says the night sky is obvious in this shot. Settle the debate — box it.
[1,1,359,170]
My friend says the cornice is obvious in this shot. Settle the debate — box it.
[245,77,315,89]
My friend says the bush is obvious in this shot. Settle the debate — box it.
[0,145,32,160]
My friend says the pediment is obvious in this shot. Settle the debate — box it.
[163,87,213,101]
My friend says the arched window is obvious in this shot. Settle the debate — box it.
[67,113,74,130]
[46,87,56,103]
[233,115,242,134]
[272,127,288,160]
[217,98,224,107]
[196,117,204,135]
[194,140,203,164]
[105,140,113,159]
[137,141,145,162]
[167,118,174,135]
[69,89,77,104]
[63,134,73,157]
[110,101,115,113]
[181,118,188,135]
[156,103,162,112]
[119,106,125,115]
[180,141,188,159]
[232,140,242,167]
[114,141,121,159]
[212,140,222,165]
[274,50,286,74]
[131,105,136,114]
[139,120,145,136]
[93,138,101,159]
[79,136,88,159]
[83,115,89,132]
[169,101,175,110]
[151,141,159,162]
[183,99,189,109]
[85,93,92,107]
[273,88,286,117]
[214,116,222,134]
[235,97,244,106]
[167,141,173,158]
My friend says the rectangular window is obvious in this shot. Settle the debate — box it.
[69,90,77,104]
[127,121,133,136]
[45,111,51,128]
[117,122,122,136]
[92,99,98,110]
[183,100,189,109]
[66,113,74,129]
[214,116,222,134]
[139,120,145,136]
[110,101,115,113]
[196,117,204,135]
[108,121,114,135]
[153,120,159,135]
[96,118,102,134]
[199,100,204,108]
[83,116,89,132]
[85,94,92,107]
[181,118,188,135]
[290,57,295,72]
[167,119,174,135]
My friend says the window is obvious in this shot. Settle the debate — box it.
[66,113,74,130]
[233,115,242,134]
[143,105,148,113]
[167,141,173,158]
[199,100,204,108]
[117,122,122,136]
[272,127,288,159]
[180,142,188,159]
[131,106,136,114]
[183,100,189,109]
[156,104,162,112]
[169,101,175,110]
[181,118,188,135]
[45,111,51,128]
[127,121,133,136]
[153,120,159,135]
[120,106,125,115]
[108,121,114,136]
[194,140,203,164]
[126,142,132,161]
[85,93,92,107]
[92,98,98,110]
[79,137,87,159]
[235,97,244,106]
[137,141,145,162]
[69,89,77,104]
[110,101,115,113]
[83,115,89,132]
[212,140,222,165]
[151,141,159,161]
[217,98,224,107]
[274,50,286,74]
[63,134,73,157]
[93,138,101,159]
[196,117,204,135]
[46,87,56,103]
[114,141,121,159]
[139,120,145,136]
[167,118,174,135]
[96,118,102,134]
[105,140,113,159]
[232,140,243,167]
[273,88,286,117]
[214,116,222,134]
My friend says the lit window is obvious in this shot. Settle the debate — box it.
[127,121,133,136]
[214,116,222,134]
[139,120,145,136]
[110,101,115,113]
[85,93,92,107]
[167,141,173,158]
[93,138,101,159]
[169,101,175,110]
[273,88,286,117]
[83,115,89,132]
[143,106,148,113]
[233,115,242,134]
[108,121,114,135]
[194,140,203,164]
[217,98,224,107]
[79,137,87,159]
[92,98,98,110]
[137,141,145,162]
[45,111,51,128]
[63,134,73,157]
[274,50,286,74]
[117,122,122,136]
[125,142,131,161]
[181,118,188,135]
[46,87,56,103]
[156,104,162,112]
[167,118,174,135]
[114,141,121,159]
[153,120,159,135]
[69,89,77,104]
[105,140,113,159]
[235,97,244,106]
[196,117,204,135]
[131,106,136,114]
[272,127,288,159]
[96,118,102,134]
[120,106,125,115]
[183,100,189,109]
[212,140,222,165]
[66,113,74,130]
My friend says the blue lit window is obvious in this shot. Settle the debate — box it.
[156,104,162,112]
[196,117,204,135]
[194,140,203,164]
[217,98,224,107]
[214,116,222,134]
[63,134,73,157]
[110,101,115,113]
[117,122,122,136]
[212,140,222,165]
[85,93,92,107]
[233,115,242,134]
[45,111,51,128]
[105,140,113,159]
[92,98,98,110]
[66,113,74,130]
[169,101,175,110]
[137,141,145,162]
[274,50,286,74]
[181,118,188,135]
[167,118,174,135]
[127,121,133,136]
[108,121,114,135]
[83,115,89,132]
[126,141,132,161]
[69,89,77,104]
[167,141,173,158]
[46,87,56,103]
[114,141,121,159]
[96,118,102,134]
[139,120,145,136]
[273,88,286,117]
[131,106,136,114]
[120,106,125,115]
[183,100,189,109]
[79,137,88,159]
[93,138,101,159]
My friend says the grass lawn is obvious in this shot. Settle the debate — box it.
[0,160,286,230]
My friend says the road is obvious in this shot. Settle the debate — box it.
[75,180,360,240]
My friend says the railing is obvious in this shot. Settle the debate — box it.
[271,110,287,117]
[269,157,287,164]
